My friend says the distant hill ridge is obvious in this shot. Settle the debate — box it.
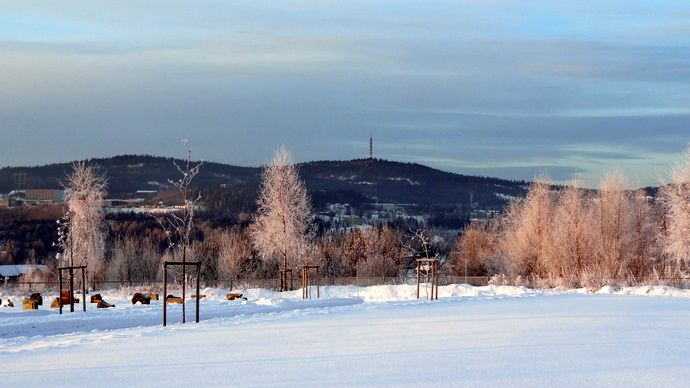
[0,155,527,208]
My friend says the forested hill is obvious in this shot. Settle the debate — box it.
[0,155,527,209]
[299,159,526,208]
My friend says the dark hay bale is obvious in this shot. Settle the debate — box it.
[132,293,151,305]
[30,293,43,305]
[97,300,115,308]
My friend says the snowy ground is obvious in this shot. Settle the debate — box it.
[2,284,690,387]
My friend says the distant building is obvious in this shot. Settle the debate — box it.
[0,265,49,283]
[23,189,65,205]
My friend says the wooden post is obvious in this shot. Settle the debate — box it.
[195,262,200,323]
[416,262,421,299]
[81,268,86,312]
[163,265,168,327]
[301,266,320,299]
[69,267,74,313]
[416,259,439,300]
[280,269,294,292]
[57,266,88,314]
[433,260,439,300]
[163,261,201,327]
[59,270,63,315]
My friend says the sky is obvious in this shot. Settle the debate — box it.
[1,1,689,188]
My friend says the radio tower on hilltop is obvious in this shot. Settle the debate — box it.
[369,133,373,160]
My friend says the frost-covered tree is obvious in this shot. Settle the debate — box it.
[591,169,633,279]
[659,146,690,273]
[451,220,498,277]
[500,174,554,278]
[218,227,252,283]
[627,187,657,278]
[250,147,314,291]
[59,161,108,284]
[108,236,137,286]
[549,178,592,280]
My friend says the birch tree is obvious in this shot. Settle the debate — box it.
[59,161,108,284]
[250,147,314,291]
[549,178,592,280]
[218,227,252,283]
[592,169,632,279]
[500,174,554,278]
[163,139,202,323]
[451,220,498,277]
[659,146,690,274]
[627,188,657,278]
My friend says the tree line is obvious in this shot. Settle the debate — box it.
[9,145,690,290]
[451,148,690,288]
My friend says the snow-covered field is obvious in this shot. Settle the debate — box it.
[2,284,690,387]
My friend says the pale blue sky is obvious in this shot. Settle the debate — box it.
[2,1,689,187]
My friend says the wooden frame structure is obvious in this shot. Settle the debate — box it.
[280,268,294,292]
[301,265,320,299]
[163,261,201,326]
[58,265,87,314]
[416,259,439,300]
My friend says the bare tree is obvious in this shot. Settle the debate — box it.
[363,225,405,278]
[162,139,202,322]
[108,236,137,286]
[627,187,657,278]
[591,169,633,279]
[315,233,348,278]
[658,146,690,277]
[59,161,108,285]
[451,220,498,278]
[500,174,554,278]
[218,227,252,285]
[342,229,368,277]
[250,146,314,291]
[549,178,592,281]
